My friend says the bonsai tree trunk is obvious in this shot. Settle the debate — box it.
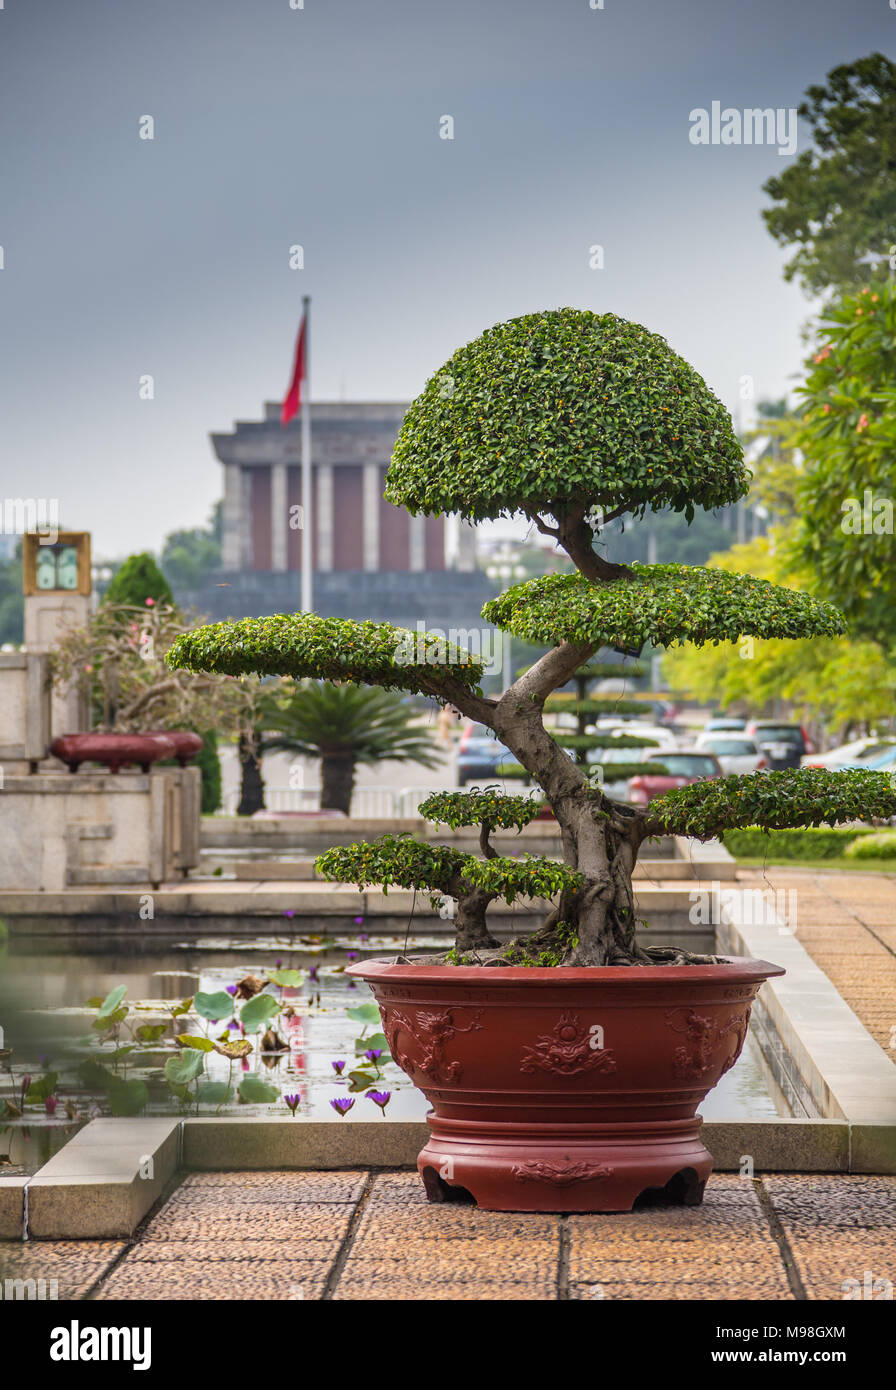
[454,884,499,952]
[320,752,356,815]
[237,730,265,817]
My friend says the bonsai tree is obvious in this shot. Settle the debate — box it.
[257,680,442,816]
[167,308,896,965]
[318,788,581,957]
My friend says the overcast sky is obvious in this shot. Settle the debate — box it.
[1,0,892,559]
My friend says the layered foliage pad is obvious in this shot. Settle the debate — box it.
[649,767,896,839]
[387,309,748,521]
[419,789,543,831]
[167,613,484,693]
[554,732,661,750]
[315,834,582,904]
[483,565,847,650]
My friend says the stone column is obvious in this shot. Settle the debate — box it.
[455,516,478,571]
[271,462,288,572]
[409,513,426,572]
[317,464,334,571]
[221,463,244,570]
[362,463,380,572]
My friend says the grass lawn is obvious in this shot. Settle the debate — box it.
[735,856,896,874]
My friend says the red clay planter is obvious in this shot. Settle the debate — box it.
[348,956,784,1213]
[50,732,178,773]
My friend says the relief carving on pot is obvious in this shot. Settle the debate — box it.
[665,1007,752,1081]
[383,1006,482,1084]
[721,986,755,1000]
[511,1159,614,1187]
[519,1012,617,1077]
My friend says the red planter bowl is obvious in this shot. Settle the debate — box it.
[347,956,784,1213]
[49,732,177,774]
[146,730,204,766]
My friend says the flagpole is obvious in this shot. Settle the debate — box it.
[300,294,313,613]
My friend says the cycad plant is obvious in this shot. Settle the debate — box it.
[258,681,442,815]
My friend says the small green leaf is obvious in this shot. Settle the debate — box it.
[240,993,280,1032]
[177,1034,216,1052]
[164,1051,205,1086]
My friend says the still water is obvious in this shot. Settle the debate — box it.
[0,926,785,1172]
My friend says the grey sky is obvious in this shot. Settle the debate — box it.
[1,0,892,558]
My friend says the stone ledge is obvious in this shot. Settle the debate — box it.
[0,1176,28,1239]
[25,1118,180,1240]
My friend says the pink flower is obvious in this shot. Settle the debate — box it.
[857,414,870,432]
[45,1096,58,1115]
[822,404,830,414]
[145,597,155,607]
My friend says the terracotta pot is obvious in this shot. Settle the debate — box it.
[49,732,177,773]
[146,730,204,766]
[347,956,784,1213]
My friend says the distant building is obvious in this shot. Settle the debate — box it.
[183,402,493,629]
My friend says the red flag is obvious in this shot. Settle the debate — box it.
[280,312,306,426]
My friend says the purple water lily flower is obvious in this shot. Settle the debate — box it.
[346,950,359,962]
[225,985,239,997]
[359,933,369,944]
[284,1094,301,1115]
[275,958,283,969]
[353,916,364,925]
[364,1049,383,1064]
[330,1097,355,1117]
[45,1095,58,1115]
[331,1060,346,1075]
[367,1090,391,1115]
[347,980,357,990]
[284,909,295,919]
[309,966,319,981]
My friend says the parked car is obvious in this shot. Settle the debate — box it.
[584,743,669,800]
[628,751,723,806]
[592,720,679,749]
[694,732,767,775]
[744,721,813,770]
[803,736,896,769]
[456,722,521,786]
[703,716,746,734]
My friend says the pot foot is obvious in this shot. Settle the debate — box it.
[420,1166,476,1205]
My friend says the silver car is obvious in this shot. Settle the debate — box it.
[694,733,766,775]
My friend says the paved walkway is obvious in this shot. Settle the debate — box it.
[737,867,896,1062]
[2,1171,894,1300]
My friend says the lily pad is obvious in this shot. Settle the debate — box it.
[164,1051,205,1086]
[194,991,236,1022]
[238,1075,280,1104]
[177,1034,215,1052]
[240,993,280,1033]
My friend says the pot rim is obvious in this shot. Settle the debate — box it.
[346,955,784,986]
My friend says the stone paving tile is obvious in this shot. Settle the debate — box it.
[141,1202,352,1243]
[568,1178,792,1299]
[0,1240,125,1299]
[95,1265,329,1301]
[739,868,896,1060]
[764,1174,896,1300]
[177,1170,366,1202]
[568,1280,791,1301]
[332,1278,555,1301]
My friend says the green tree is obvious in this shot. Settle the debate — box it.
[196,729,222,814]
[790,279,896,639]
[762,53,896,297]
[160,504,222,594]
[170,308,892,965]
[103,553,174,609]
[258,682,442,816]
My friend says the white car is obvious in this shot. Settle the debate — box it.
[803,737,896,769]
[694,732,766,775]
[592,720,679,749]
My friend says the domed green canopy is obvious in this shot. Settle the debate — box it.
[166,613,484,693]
[386,308,749,522]
[482,565,848,650]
